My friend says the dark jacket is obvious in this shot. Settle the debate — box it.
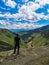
[14,35,20,46]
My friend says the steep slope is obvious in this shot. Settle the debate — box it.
[0,26,49,51]
[0,29,25,51]
[29,30,49,47]
[19,25,49,40]
[19,29,49,47]
[0,29,15,51]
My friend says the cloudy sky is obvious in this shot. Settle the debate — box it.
[0,0,49,31]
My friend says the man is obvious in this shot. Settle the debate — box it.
[13,34,20,55]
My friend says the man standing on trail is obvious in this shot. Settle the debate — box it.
[13,34,20,55]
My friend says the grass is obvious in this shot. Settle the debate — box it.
[0,33,14,45]
[0,40,13,51]
[0,29,49,65]
[0,29,49,51]
[26,33,49,47]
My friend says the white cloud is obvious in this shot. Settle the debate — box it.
[0,3,48,23]
[22,0,28,2]
[35,0,49,6]
[3,0,5,2]
[0,20,10,26]
[0,20,45,29]
[27,1,40,11]
[0,1,49,25]
[0,6,11,10]
[0,6,6,10]
[47,9,49,13]
[0,11,2,14]
[44,14,49,20]
[0,0,49,30]
[0,10,48,23]
[15,4,49,22]
[3,0,17,8]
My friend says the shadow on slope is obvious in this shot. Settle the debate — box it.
[0,40,13,51]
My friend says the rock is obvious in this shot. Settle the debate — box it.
[0,59,3,64]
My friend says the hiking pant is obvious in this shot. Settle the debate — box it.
[13,44,19,54]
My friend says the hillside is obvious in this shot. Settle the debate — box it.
[11,25,49,33]
[19,29,49,47]
[0,28,49,65]
[19,25,49,40]
[0,27,49,51]
[0,29,25,51]
[0,29,15,51]
[0,25,49,50]
[27,31,49,47]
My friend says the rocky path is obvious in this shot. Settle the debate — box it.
[0,47,49,65]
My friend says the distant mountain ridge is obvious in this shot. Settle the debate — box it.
[0,25,49,51]
[18,25,49,47]
[19,25,49,40]
[10,25,49,33]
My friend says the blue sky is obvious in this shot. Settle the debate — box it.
[0,0,49,31]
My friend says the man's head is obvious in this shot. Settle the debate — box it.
[16,34,19,37]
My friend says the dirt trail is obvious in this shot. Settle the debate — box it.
[0,47,49,65]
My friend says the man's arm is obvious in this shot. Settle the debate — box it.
[14,37,16,44]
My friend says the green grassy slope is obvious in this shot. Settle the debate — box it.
[0,29,25,51]
[0,29,15,51]
[0,29,49,65]
[0,28,49,51]
[19,29,49,47]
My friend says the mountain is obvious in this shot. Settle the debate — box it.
[10,29,26,33]
[10,25,49,33]
[19,25,49,39]
[0,28,49,65]
[0,25,49,51]
[0,29,15,51]
[18,25,49,47]
[10,25,49,42]
[0,29,25,51]
[0,26,49,65]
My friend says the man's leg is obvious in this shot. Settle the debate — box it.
[13,45,16,54]
[17,45,19,55]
